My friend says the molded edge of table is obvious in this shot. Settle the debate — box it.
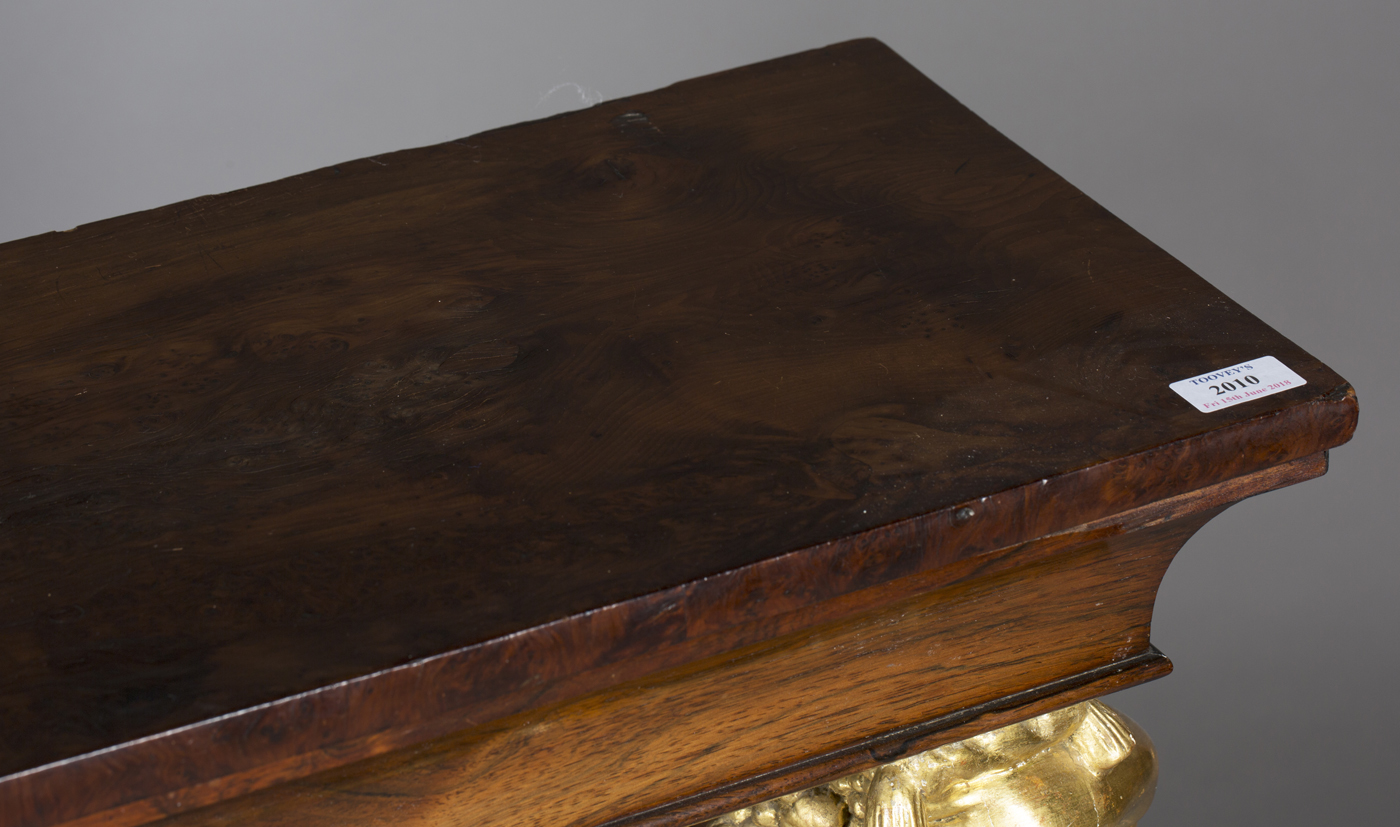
[2,388,1354,827]
[604,647,1174,827]
[70,453,1328,827]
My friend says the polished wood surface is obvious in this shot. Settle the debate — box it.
[0,38,1356,827]
[145,454,1323,827]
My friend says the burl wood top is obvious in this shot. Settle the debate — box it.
[0,38,1354,818]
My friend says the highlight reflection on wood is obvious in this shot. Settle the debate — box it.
[709,701,1154,827]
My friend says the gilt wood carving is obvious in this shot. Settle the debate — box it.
[0,39,1356,827]
[706,700,1158,827]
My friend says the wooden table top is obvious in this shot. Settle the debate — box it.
[0,38,1355,824]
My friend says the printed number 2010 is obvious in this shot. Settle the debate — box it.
[1211,375,1261,395]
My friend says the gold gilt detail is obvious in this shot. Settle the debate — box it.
[706,701,1155,827]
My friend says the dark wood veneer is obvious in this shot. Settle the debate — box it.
[0,38,1356,827]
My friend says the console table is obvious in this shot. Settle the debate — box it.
[0,39,1356,827]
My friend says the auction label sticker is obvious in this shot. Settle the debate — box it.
[1170,356,1306,412]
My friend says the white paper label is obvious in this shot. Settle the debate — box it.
[1169,356,1306,412]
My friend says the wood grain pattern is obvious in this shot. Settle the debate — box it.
[152,496,1221,827]
[13,453,1333,827]
[0,38,1357,827]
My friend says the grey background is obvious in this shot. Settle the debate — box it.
[1,1,1395,823]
